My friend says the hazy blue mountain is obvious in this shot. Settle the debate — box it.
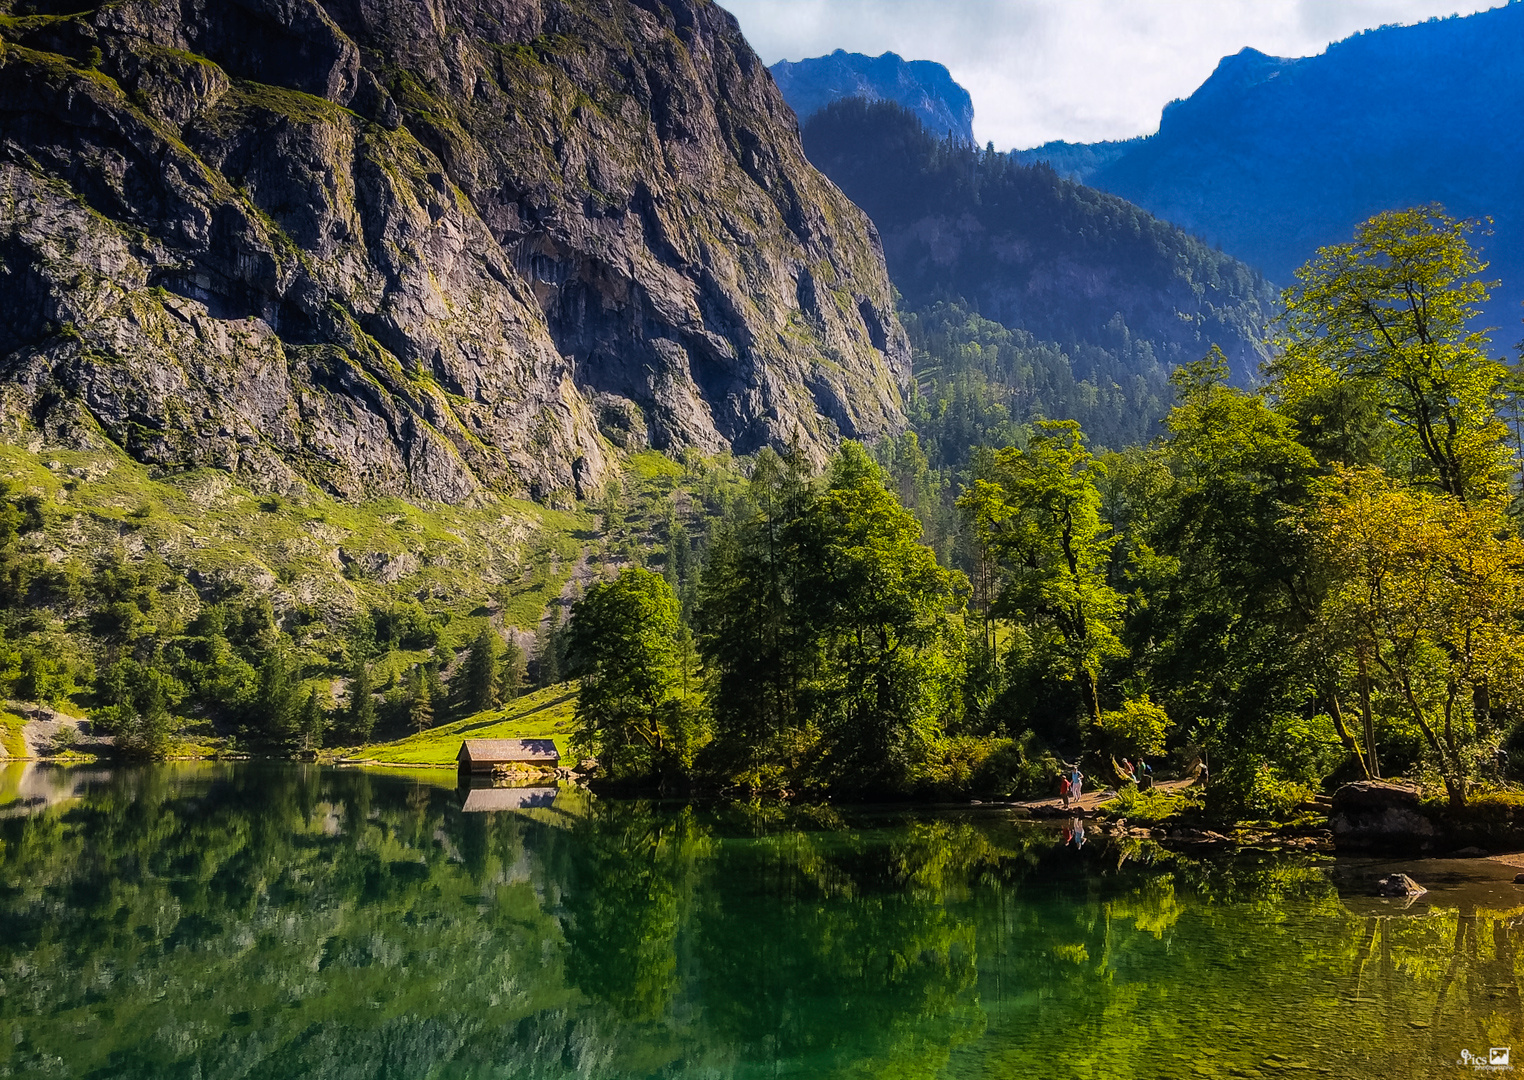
[801,100,1277,449]
[1016,4,1524,320]
[771,50,975,143]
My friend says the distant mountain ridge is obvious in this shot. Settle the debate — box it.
[770,50,975,143]
[800,99,1277,448]
[1015,4,1524,318]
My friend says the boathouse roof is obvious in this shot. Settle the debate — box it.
[457,738,560,769]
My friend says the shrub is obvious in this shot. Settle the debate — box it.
[1093,696,1170,758]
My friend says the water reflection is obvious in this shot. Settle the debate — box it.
[0,764,1518,1078]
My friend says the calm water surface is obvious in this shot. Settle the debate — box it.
[1,763,1520,1079]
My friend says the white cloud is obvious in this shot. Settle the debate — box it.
[721,0,1503,149]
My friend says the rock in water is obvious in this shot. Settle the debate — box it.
[0,0,908,502]
[1374,874,1426,898]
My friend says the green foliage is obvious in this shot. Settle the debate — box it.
[408,664,434,734]
[498,638,526,703]
[92,657,183,758]
[1105,782,1203,825]
[1094,697,1171,759]
[902,299,1163,463]
[1119,354,1320,784]
[250,644,304,749]
[1273,206,1510,502]
[960,420,1124,731]
[699,443,967,793]
[568,568,695,781]
[460,629,500,714]
[341,660,376,744]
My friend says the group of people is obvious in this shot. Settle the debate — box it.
[1058,767,1084,808]
[1118,757,1151,785]
[1057,756,1155,809]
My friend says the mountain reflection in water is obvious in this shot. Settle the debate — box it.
[0,763,1519,1078]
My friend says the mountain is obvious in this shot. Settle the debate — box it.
[0,0,908,505]
[770,50,975,143]
[800,99,1277,448]
[1016,4,1524,318]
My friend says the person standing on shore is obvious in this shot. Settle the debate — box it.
[1070,767,1084,804]
[1059,773,1072,808]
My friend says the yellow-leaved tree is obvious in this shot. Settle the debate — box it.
[1315,468,1524,807]
[1275,206,1524,807]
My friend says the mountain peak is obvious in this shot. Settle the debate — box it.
[770,51,975,143]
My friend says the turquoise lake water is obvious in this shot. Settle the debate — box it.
[0,763,1519,1078]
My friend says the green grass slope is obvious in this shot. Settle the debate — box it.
[358,683,579,766]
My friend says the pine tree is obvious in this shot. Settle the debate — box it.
[462,629,500,713]
[346,660,376,744]
[252,645,303,749]
[537,607,562,687]
[409,664,433,733]
[499,638,526,702]
[300,687,327,750]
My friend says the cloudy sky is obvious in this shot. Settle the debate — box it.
[722,0,1502,149]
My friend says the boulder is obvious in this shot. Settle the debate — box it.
[1329,781,1435,851]
[1374,873,1426,897]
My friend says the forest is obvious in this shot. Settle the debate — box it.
[566,205,1524,813]
[2,205,1521,820]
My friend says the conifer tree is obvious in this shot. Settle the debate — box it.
[300,687,326,750]
[537,607,562,687]
[346,660,376,744]
[462,629,500,713]
[499,638,526,703]
[409,664,433,733]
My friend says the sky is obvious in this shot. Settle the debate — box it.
[722,0,1503,150]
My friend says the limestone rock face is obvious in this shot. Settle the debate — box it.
[0,0,908,501]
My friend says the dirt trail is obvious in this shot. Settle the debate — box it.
[1013,777,1197,816]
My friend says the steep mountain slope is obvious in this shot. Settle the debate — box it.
[0,0,908,504]
[771,50,974,143]
[1018,5,1524,317]
[801,99,1277,446]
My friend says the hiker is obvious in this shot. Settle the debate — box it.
[1120,758,1136,783]
[1070,767,1084,803]
[1059,773,1072,808]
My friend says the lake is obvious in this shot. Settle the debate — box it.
[1,763,1519,1078]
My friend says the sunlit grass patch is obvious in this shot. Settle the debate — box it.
[359,682,579,765]
[0,711,28,758]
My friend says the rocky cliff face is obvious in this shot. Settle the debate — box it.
[0,0,908,502]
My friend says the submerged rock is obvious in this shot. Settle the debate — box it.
[1374,873,1426,898]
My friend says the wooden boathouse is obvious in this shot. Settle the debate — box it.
[456,738,559,772]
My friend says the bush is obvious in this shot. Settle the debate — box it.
[1093,696,1170,758]
[1105,783,1203,825]
[922,731,1061,798]
[1207,760,1314,820]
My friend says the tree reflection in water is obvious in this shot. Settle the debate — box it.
[0,763,1519,1078]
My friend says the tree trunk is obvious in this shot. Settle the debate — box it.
[1356,647,1380,779]
[1399,675,1467,809]
[1082,667,1102,726]
[1328,694,1371,780]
